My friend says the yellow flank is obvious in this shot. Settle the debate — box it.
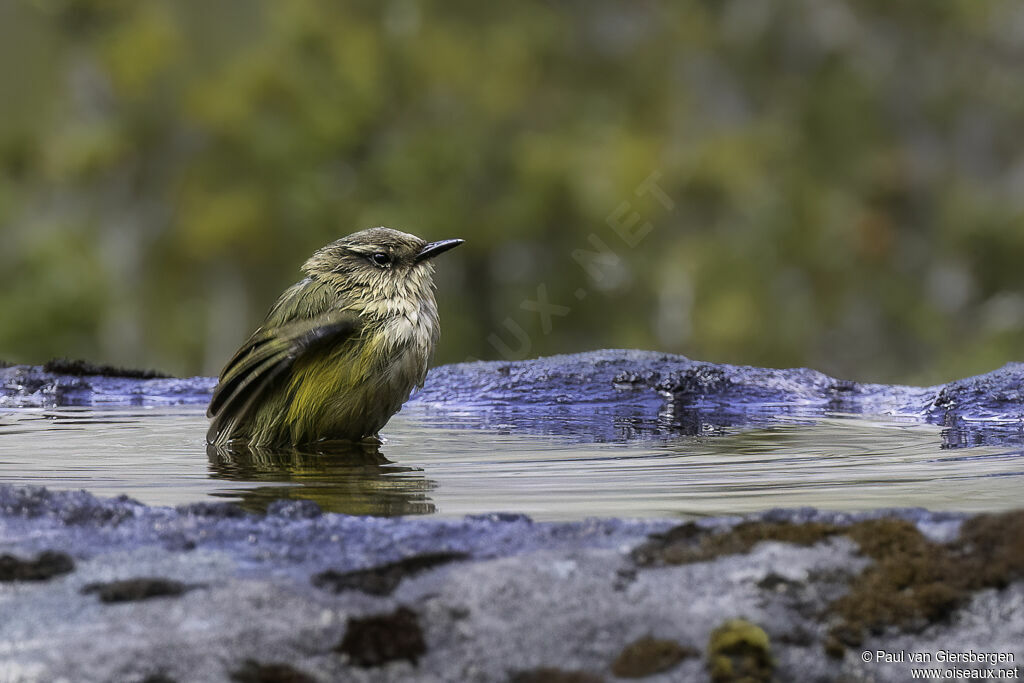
[286,341,366,440]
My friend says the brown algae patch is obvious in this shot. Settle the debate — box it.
[707,619,774,683]
[229,660,318,683]
[82,577,193,603]
[611,636,697,678]
[631,511,1024,655]
[632,520,840,567]
[830,511,1024,650]
[335,606,426,667]
[0,550,74,581]
[312,551,467,596]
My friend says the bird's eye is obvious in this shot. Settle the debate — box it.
[370,252,391,267]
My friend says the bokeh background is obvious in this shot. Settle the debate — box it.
[1,0,1023,385]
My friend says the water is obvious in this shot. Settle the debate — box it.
[1,405,1022,520]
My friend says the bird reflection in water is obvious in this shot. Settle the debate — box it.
[205,440,436,516]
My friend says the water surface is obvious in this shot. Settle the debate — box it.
[1,405,1021,519]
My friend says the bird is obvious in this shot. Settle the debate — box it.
[206,227,463,448]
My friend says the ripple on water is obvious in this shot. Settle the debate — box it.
[0,406,1021,519]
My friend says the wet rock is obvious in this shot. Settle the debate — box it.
[0,485,141,525]
[420,350,933,416]
[42,358,171,380]
[0,486,1020,683]
[335,606,426,667]
[0,362,215,408]
[926,362,1024,418]
[3,350,1024,445]
[312,551,468,596]
[82,577,194,603]
[611,636,697,678]
[0,550,74,581]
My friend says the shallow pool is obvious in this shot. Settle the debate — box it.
[1,405,1021,519]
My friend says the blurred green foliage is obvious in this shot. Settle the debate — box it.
[1,0,1023,384]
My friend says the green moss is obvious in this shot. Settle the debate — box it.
[829,511,1024,651]
[633,511,1024,657]
[706,619,773,683]
[611,636,697,678]
[632,520,840,567]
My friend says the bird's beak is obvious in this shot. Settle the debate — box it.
[415,239,464,263]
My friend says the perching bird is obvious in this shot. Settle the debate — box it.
[207,227,463,448]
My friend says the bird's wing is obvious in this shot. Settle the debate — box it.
[206,278,360,444]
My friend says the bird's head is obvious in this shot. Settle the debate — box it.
[303,227,463,309]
